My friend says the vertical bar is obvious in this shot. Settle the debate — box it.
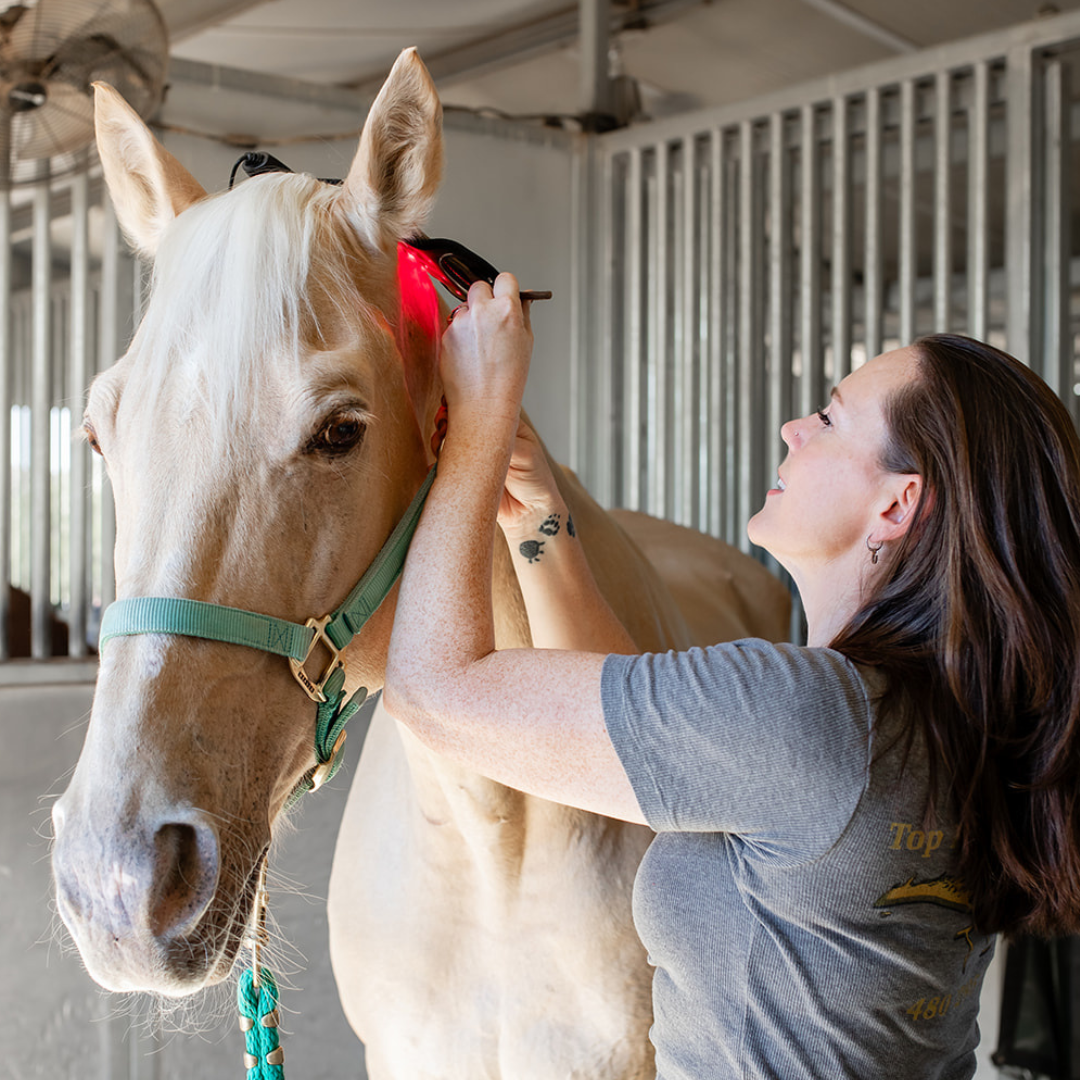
[569,141,587,474]
[799,103,823,420]
[1042,59,1071,404]
[648,141,669,519]
[670,142,685,524]
[30,177,51,658]
[738,119,763,554]
[768,112,793,501]
[968,61,990,342]
[69,171,90,657]
[625,148,643,509]
[695,138,712,531]
[934,70,953,333]
[708,128,726,539]
[1005,44,1041,366]
[0,189,8,660]
[723,135,739,546]
[864,86,883,359]
[898,79,917,345]
[596,147,615,506]
[832,95,852,378]
[98,198,120,614]
[679,135,697,527]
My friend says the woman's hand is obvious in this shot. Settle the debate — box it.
[497,419,566,539]
[440,273,533,431]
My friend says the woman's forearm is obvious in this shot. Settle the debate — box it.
[502,504,638,654]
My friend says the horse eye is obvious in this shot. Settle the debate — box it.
[308,414,366,456]
[83,424,103,456]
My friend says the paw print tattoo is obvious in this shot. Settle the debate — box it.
[567,514,576,538]
[519,539,545,564]
[539,514,561,536]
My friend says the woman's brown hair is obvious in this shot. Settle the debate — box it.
[832,333,1080,938]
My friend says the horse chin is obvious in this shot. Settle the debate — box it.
[158,845,269,995]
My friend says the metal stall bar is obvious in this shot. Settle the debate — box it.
[0,189,8,660]
[864,86,884,359]
[737,119,764,553]
[97,198,120,615]
[647,140,668,518]
[68,173,90,657]
[1042,58,1071,406]
[722,131,740,545]
[799,103,823,420]
[678,135,697,527]
[1005,43,1041,366]
[695,135,712,532]
[831,95,852,378]
[968,61,991,342]
[898,78,917,345]
[624,147,644,510]
[30,178,51,658]
[934,69,953,332]
[597,146,616,507]
[767,112,793,503]
[707,127,727,539]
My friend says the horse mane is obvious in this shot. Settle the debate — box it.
[125,172,388,445]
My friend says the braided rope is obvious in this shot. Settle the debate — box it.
[238,967,285,1079]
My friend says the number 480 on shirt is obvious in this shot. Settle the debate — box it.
[907,995,951,1021]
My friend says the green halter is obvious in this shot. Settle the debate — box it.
[98,465,436,804]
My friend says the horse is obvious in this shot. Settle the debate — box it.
[50,49,791,1079]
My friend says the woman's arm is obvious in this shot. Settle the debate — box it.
[498,420,638,655]
[384,275,646,825]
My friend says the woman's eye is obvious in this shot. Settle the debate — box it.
[815,409,832,428]
[308,415,366,456]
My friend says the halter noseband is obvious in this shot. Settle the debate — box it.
[98,466,436,805]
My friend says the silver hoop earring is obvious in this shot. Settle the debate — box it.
[867,536,883,565]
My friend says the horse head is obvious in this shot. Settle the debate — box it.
[51,49,446,995]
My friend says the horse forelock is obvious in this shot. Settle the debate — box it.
[124,172,396,449]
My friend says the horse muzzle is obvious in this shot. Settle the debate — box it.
[51,798,234,994]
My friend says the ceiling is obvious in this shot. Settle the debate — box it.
[157,0,1080,133]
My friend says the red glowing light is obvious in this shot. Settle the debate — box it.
[396,242,441,349]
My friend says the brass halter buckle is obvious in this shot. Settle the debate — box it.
[289,615,345,703]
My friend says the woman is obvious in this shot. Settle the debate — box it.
[384,274,1080,1078]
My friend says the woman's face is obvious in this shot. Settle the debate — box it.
[747,346,920,577]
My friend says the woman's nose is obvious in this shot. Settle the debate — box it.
[780,417,801,448]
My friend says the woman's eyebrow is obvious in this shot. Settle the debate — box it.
[830,386,844,406]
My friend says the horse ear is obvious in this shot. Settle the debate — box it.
[93,82,207,258]
[340,48,443,253]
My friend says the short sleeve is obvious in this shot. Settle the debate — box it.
[601,640,874,860]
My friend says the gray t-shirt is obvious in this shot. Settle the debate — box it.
[602,640,996,1080]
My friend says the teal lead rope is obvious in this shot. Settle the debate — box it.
[238,967,285,1079]
[239,857,286,1078]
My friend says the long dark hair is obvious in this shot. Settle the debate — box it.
[832,334,1080,938]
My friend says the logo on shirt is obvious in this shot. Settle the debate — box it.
[874,875,971,915]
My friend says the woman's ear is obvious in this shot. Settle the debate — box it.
[876,474,924,542]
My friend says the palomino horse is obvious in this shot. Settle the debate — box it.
[51,49,790,1079]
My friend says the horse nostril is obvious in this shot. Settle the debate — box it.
[148,819,219,939]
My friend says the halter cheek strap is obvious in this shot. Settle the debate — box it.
[98,465,437,805]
